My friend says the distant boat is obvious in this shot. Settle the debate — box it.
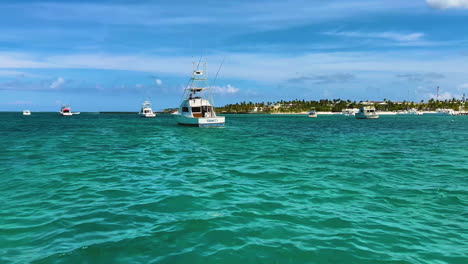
[174,62,225,127]
[407,108,422,115]
[356,106,379,119]
[139,100,156,118]
[60,104,80,116]
[342,108,358,116]
[22,110,31,116]
[423,108,455,116]
[308,109,317,118]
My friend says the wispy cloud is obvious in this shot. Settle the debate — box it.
[288,73,355,84]
[50,77,65,89]
[324,31,425,42]
[2,50,468,83]
[426,0,468,9]
[2,1,422,31]
[0,70,30,77]
[212,84,239,95]
[396,73,445,82]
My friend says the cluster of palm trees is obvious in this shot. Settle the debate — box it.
[216,98,467,113]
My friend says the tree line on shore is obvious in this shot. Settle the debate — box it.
[215,98,468,113]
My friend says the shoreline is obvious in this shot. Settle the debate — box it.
[228,111,466,115]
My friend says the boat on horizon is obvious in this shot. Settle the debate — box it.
[139,100,156,118]
[356,106,379,119]
[423,108,455,116]
[174,62,225,127]
[22,110,31,116]
[60,104,80,116]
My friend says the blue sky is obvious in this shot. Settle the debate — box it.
[1,0,468,111]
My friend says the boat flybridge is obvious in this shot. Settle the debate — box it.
[139,100,156,117]
[60,104,80,116]
[22,110,31,116]
[175,62,225,127]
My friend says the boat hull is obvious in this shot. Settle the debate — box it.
[356,114,379,119]
[175,115,225,127]
[60,113,73,116]
[140,113,156,118]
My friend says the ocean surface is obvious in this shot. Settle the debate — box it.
[0,113,467,264]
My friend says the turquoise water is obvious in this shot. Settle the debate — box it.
[1,113,467,264]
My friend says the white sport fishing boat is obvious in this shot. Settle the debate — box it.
[22,110,31,116]
[356,106,379,119]
[175,62,225,127]
[139,101,156,117]
[60,104,80,116]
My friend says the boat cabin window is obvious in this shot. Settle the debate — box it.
[182,107,189,113]
[192,107,201,113]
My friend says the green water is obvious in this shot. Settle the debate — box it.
[1,113,467,264]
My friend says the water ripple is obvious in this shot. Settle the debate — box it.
[1,113,467,263]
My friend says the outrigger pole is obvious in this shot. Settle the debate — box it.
[211,56,226,105]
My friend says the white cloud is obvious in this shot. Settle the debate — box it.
[427,0,468,9]
[324,31,424,42]
[211,84,239,95]
[155,79,162,86]
[50,77,65,89]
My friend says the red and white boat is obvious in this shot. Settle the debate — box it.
[60,104,80,116]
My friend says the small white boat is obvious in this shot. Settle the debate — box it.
[356,106,379,119]
[308,109,317,118]
[22,110,31,116]
[407,108,422,115]
[175,62,225,127]
[423,108,455,116]
[342,108,358,116]
[59,104,80,116]
[139,101,156,118]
